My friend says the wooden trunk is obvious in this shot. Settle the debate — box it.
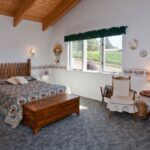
[23,94,80,134]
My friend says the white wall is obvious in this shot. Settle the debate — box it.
[50,0,150,100]
[52,70,112,100]
[1,1,150,101]
[52,70,149,100]
[0,15,52,79]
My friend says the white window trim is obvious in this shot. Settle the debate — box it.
[67,42,71,70]
[101,38,104,71]
[83,40,87,71]
[68,35,123,73]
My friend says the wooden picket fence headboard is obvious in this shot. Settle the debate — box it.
[0,59,31,79]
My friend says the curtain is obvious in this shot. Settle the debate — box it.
[64,26,127,42]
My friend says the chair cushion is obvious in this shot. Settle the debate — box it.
[113,80,130,97]
[110,96,134,105]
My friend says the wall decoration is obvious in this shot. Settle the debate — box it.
[53,43,63,64]
[145,71,150,76]
[139,50,147,57]
[32,64,66,70]
[123,68,150,77]
[123,69,133,75]
[128,39,138,50]
[134,70,144,75]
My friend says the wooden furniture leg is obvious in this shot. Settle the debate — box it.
[76,111,80,115]
[108,110,112,119]
[33,128,40,134]
[133,113,136,118]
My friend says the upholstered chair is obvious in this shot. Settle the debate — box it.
[107,75,137,118]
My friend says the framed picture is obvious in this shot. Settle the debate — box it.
[139,50,147,57]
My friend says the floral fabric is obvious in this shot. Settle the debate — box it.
[0,80,67,128]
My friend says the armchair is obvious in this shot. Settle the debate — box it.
[107,76,137,118]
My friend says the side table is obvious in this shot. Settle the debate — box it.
[137,90,150,119]
[139,90,150,107]
[140,90,150,97]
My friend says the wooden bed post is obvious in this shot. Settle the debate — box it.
[27,59,31,76]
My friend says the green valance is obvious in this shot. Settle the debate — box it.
[64,26,128,42]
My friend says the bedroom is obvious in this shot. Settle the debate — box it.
[0,0,150,150]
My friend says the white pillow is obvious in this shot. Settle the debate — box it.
[7,77,18,85]
[15,76,28,84]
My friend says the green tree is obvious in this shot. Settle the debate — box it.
[87,39,100,51]
[72,41,83,51]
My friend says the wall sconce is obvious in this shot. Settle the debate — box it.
[30,49,35,57]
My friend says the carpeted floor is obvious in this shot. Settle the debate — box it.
[0,97,150,150]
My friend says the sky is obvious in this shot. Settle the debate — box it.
[107,35,122,49]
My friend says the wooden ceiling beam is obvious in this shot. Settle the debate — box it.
[42,0,80,31]
[13,0,36,27]
[0,9,13,17]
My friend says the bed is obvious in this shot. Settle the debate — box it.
[0,59,67,128]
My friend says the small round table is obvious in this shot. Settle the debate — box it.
[140,90,150,97]
[139,90,150,107]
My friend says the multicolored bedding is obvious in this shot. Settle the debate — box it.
[0,80,67,128]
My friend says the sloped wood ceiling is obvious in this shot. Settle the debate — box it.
[0,0,80,31]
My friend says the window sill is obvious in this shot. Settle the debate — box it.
[67,69,122,75]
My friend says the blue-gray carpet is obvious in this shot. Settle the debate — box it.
[0,97,150,150]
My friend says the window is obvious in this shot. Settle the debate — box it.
[68,35,123,73]
[103,35,122,72]
[70,41,83,70]
[86,38,101,71]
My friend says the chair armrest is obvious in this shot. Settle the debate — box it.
[130,89,137,100]
[130,89,137,94]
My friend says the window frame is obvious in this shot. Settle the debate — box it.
[68,35,123,73]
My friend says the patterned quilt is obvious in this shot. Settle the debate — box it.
[0,80,67,128]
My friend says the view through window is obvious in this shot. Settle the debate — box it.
[103,35,122,72]
[70,41,83,70]
[86,38,101,71]
[69,35,122,72]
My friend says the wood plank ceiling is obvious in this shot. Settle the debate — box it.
[0,0,80,31]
